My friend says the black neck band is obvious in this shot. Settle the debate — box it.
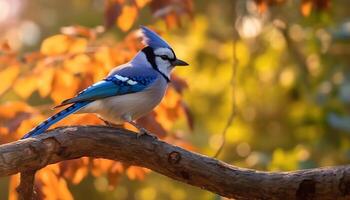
[142,46,170,82]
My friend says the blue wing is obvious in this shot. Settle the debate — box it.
[56,66,158,107]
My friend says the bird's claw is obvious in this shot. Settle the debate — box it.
[137,128,157,139]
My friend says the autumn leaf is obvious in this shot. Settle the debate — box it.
[135,0,151,8]
[164,135,196,151]
[41,35,72,55]
[60,158,89,184]
[126,166,149,180]
[91,159,116,177]
[8,174,19,200]
[165,12,180,29]
[63,54,91,74]
[51,69,80,104]
[36,165,74,200]
[117,5,138,31]
[300,0,330,16]
[22,52,44,63]
[0,102,34,119]
[0,65,19,96]
[255,0,268,13]
[37,67,55,97]
[301,0,313,16]
[68,37,88,54]
[13,74,38,99]
[9,165,74,200]
[0,40,11,52]
[40,34,87,56]
[136,112,168,137]
[0,102,39,142]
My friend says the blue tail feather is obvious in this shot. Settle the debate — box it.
[22,101,90,139]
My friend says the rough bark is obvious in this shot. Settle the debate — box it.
[17,170,36,200]
[0,126,350,200]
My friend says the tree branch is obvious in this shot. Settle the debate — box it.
[17,170,36,200]
[1,126,350,199]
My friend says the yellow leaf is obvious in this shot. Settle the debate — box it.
[0,65,19,95]
[68,37,87,54]
[63,54,90,74]
[13,75,38,99]
[38,67,55,97]
[135,0,151,8]
[40,34,71,55]
[117,5,138,31]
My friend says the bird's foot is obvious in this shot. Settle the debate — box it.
[137,128,157,139]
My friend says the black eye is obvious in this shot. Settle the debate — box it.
[160,55,169,60]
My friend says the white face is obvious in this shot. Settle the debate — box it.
[154,47,175,78]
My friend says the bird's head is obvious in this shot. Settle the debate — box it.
[137,26,188,81]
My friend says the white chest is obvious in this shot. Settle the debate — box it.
[79,77,167,124]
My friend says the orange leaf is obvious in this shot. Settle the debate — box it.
[9,166,74,200]
[60,158,89,184]
[0,40,11,52]
[117,5,138,31]
[23,52,44,63]
[255,0,268,14]
[55,114,103,128]
[126,166,149,180]
[15,115,44,137]
[91,158,115,177]
[137,112,167,137]
[51,69,79,104]
[8,174,19,200]
[63,54,91,74]
[0,102,34,119]
[37,165,74,200]
[301,0,313,16]
[107,162,124,188]
[165,12,180,29]
[0,65,19,95]
[165,136,197,151]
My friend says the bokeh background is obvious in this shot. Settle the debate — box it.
[1,0,350,199]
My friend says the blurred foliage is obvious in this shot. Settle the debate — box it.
[1,0,350,199]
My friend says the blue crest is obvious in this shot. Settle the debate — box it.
[140,26,171,49]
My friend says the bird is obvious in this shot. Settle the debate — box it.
[22,26,188,139]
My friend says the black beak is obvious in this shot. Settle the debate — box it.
[172,59,189,66]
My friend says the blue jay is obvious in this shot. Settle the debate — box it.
[22,26,188,139]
